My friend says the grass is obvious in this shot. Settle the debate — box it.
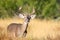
[0,18,60,40]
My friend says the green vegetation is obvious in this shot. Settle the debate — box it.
[0,0,59,19]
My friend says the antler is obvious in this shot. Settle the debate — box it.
[31,7,35,14]
[19,6,22,10]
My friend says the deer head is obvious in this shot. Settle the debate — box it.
[19,7,36,19]
[18,6,36,22]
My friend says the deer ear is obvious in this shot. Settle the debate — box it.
[19,14,25,18]
[31,14,36,19]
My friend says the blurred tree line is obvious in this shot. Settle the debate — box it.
[0,0,60,19]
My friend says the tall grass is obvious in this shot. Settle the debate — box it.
[0,18,60,40]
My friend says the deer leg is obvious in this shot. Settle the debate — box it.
[23,24,28,37]
[23,30,27,37]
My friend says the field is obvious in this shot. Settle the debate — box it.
[0,18,60,40]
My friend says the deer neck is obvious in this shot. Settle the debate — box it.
[23,22,28,27]
[22,19,29,32]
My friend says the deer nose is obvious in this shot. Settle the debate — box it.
[27,17,31,22]
[27,16,31,19]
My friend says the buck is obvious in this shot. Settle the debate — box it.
[7,7,36,37]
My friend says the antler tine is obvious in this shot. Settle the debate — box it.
[31,7,35,14]
[19,6,22,10]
